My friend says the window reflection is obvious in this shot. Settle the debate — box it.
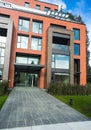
[52,54,69,69]
[0,48,5,64]
[17,35,28,49]
[18,17,30,32]
[31,37,42,50]
[16,56,39,64]
[32,21,43,34]
[73,29,80,40]
[74,44,80,55]
[52,44,69,51]
[52,73,69,84]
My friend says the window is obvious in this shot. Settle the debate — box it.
[32,21,43,34]
[52,73,69,84]
[0,28,7,64]
[24,2,29,7]
[17,35,28,49]
[52,54,69,69]
[51,24,66,29]
[0,48,5,64]
[18,17,30,32]
[52,54,55,68]
[0,69,3,80]
[31,37,42,50]
[0,13,10,18]
[73,29,80,40]
[74,44,80,55]
[44,7,50,12]
[0,36,7,48]
[16,55,40,64]
[36,5,40,10]
[52,44,69,51]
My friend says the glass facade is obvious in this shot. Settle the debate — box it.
[73,29,80,40]
[74,44,80,55]
[16,56,39,64]
[32,21,43,34]
[31,37,42,50]
[17,35,28,49]
[52,54,69,69]
[18,17,30,32]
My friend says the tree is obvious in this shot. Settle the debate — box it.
[86,29,91,83]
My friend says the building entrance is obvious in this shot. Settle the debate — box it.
[14,72,38,87]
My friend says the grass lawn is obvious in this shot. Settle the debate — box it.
[0,95,8,110]
[55,95,91,118]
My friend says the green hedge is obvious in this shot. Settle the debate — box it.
[0,80,8,95]
[47,82,91,95]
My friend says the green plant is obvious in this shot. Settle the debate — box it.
[0,80,8,95]
[47,82,91,96]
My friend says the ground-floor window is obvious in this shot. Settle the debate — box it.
[51,73,69,84]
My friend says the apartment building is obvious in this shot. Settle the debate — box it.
[0,0,86,88]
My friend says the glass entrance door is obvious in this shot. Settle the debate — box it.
[25,74,38,87]
[15,72,38,87]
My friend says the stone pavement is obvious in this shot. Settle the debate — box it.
[1,121,91,130]
[0,87,90,129]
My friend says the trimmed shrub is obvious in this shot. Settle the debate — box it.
[47,82,91,96]
[0,80,8,95]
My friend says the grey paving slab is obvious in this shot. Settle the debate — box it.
[0,87,90,129]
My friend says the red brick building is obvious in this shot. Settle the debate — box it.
[0,0,86,88]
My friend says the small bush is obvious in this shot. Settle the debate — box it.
[0,80,8,95]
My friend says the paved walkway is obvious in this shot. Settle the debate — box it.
[0,87,90,129]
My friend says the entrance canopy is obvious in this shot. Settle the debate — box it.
[14,63,45,73]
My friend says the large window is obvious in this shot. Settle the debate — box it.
[52,54,69,69]
[18,17,30,32]
[73,29,80,40]
[17,35,28,49]
[31,37,42,50]
[74,44,80,55]
[52,73,69,84]
[32,21,43,34]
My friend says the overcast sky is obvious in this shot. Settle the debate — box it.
[40,0,91,65]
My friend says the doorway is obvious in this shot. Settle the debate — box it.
[14,72,38,87]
